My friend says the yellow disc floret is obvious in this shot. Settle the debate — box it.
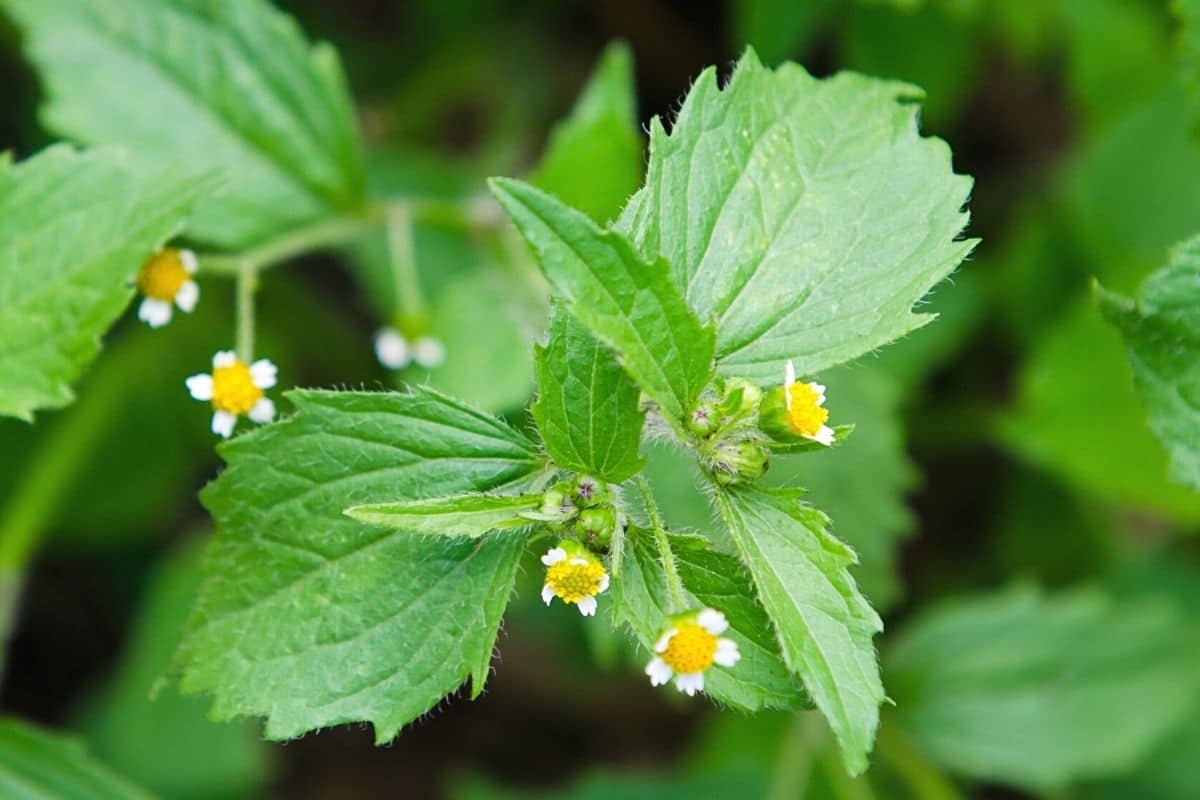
[545,557,606,603]
[211,360,264,415]
[660,621,718,674]
[137,249,191,301]
[786,381,829,437]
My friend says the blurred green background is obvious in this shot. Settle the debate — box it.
[2,0,1199,798]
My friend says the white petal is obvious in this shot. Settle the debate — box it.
[576,595,597,616]
[714,638,741,667]
[697,608,729,635]
[675,672,705,696]
[412,336,446,368]
[249,359,278,389]
[185,373,213,401]
[540,547,567,566]
[784,359,796,392]
[213,350,237,368]
[179,249,199,274]
[653,627,678,653]
[542,584,555,605]
[645,657,673,686]
[211,410,237,438]
[569,557,589,566]
[374,328,410,370]
[597,573,610,593]
[174,280,199,313]
[248,397,275,424]
[810,425,836,446]
[138,298,172,328]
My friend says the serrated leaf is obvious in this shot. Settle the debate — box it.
[346,492,541,537]
[616,49,975,384]
[0,146,211,421]
[0,716,153,800]
[715,486,884,776]
[533,303,645,482]
[888,586,1200,791]
[765,423,854,454]
[490,177,715,429]
[1099,235,1200,492]
[5,0,365,249]
[611,527,807,712]
[175,388,548,742]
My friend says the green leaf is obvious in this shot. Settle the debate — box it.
[175,388,548,742]
[1099,236,1200,492]
[5,0,365,249]
[532,41,643,225]
[611,527,807,712]
[616,49,975,385]
[533,303,646,482]
[888,586,1200,791]
[79,540,269,800]
[346,492,541,537]
[0,146,211,421]
[0,716,153,800]
[490,177,716,428]
[715,486,884,776]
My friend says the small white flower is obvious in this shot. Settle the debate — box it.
[541,542,608,616]
[412,336,446,368]
[374,326,447,370]
[644,607,741,696]
[186,351,278,438]
[136,248,200,328]
[782,359,835,446]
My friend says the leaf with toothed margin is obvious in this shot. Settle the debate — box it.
[345,492,543,537]
[173,388,550,742]
[616,48,976,386]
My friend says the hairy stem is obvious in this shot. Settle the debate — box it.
[387,204,426,320]
[635,474,685,610]
[768,712,824,800]
[236,262,258,362]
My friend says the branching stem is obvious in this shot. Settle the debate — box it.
[635,473,685,610]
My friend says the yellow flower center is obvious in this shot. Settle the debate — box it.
[136,249,190,301]
[545,558,606,603]
[786,382,829,436]
[211,361,263,415]
[661,622,718,674]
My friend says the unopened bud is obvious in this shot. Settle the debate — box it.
[711,441,769,485]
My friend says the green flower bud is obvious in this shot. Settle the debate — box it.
[578,506,617,546]
[539,488,576,520]
[721,378,763,418]
[687,401,721,437]
[710,441,769,485]
[758,386,794,442]
[574,475,608,507]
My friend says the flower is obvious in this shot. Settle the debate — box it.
[782,360,834,446]
[645,608,741,696]
[186,351,277,438]
[540,541,609,616]
[136,248,199,328]
[374,327,446,370]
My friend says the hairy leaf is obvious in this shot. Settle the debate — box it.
[0,717,152,800]
[617,49,975,384]
[346,492,541,537]
[715,487,884,775]
[175,388,547,742]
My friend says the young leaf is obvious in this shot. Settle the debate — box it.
[0,146,211,421]
[611,527,808,712]
[533,303,646,483]
[715,487,884,776]
[5,0,366,249]
[617,49,976,384]
[346,492,542,537]
[489,177,716,429]
[0,716,153,799]
[175,388,548,742]
[1099,235,1200,492]
[888,586,1200,791]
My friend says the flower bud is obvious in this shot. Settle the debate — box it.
[578,506,617,547]
[687,401,721,437]
[711,441,769,485]
[758,386,793,441]
[538,489,576,520]
[721,378,763,419]
[574,475,608,506]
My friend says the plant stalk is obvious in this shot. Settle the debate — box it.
[635,474,685,610]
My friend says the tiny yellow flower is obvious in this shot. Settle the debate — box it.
[783,360,834,446]
[186,351,277,438]
[136,248,199,328]
[541,542,609,616]
[645,608,741,696]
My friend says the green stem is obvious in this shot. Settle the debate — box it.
[200,210,385,276]
[386,204,426,320]
[768,712,824,800]
[236,262,258,362]
[635,474,685,610]
[0,570,21,685]
[821,748,878,800]
[876,715,964,800]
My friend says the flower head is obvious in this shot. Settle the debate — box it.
[645,608,741,696]
[186,351,277,438]
[374,327,446,371]
[540,541,609,616]
[136,248,199,328]
[780,360,835,446]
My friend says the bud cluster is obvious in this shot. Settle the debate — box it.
[689,378,771,486]
[532,474,622,548]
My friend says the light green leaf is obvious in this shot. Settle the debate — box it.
[616,49,975,385]
[490,177,715,428]
[532,41,643,225]
[0,716,153,800]
[0,146,211,421]
[611,527,808,712]
[715,487,884,776]
[175,388,548,742]
[533,303,645,483]
[1100,236,1200,492]
[79,540,269,800]
[888,586,1200,791]
[346,492,541,537]
[5,0,365,249]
